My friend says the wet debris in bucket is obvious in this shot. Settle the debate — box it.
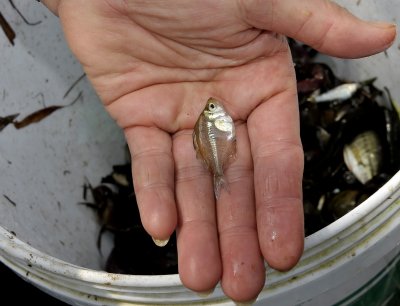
[14,91,82,129]
[0,0,43,46]
[0,12,15,45]
[81,165,178,275]
[290,39,400,235]
[13,104,68,129]
[8,0,42,26]
[0,113,19,132]
[63,73,86,99]
[0,91,82,131]
[3,194,17,207]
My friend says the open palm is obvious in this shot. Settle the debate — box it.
[43,0,396,302]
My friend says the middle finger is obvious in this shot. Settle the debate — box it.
[173,130,221,293]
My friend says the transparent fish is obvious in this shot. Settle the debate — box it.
[193,98,236,198]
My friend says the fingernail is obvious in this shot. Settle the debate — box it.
[234,299,257,306]
[152,236,170,247]
[196,288,215,298]
[369,21,397,29]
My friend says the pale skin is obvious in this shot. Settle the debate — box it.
[41,0,396,302]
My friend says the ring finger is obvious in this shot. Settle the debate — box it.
[217,123,265,302]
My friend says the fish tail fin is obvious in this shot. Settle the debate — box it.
[214,175,229,199]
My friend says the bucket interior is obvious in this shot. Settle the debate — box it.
[0,1,127,270]
[1,0,399,273]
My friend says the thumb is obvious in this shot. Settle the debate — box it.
[238,0,396,58]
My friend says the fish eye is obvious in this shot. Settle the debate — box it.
[209,103,215,111]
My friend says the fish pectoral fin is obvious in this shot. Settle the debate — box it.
[195,151,202,160]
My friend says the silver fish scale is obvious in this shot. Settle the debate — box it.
[207,120,222,175]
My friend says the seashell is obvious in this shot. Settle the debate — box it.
[328,190,370,219]
[343,130,382,184]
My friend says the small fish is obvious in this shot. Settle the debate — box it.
[193,98,236,198]
[309,83,360,103]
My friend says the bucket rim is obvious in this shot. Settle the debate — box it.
[1,170,399,288]
[304,170,400,248]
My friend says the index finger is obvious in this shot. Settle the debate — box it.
[248,67,304,270]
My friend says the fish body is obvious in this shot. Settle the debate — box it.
[193,98,236,198]
[310,83,360,103]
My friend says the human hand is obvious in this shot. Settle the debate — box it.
[41,0,396,302]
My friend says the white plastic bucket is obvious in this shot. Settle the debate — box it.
[1,1,399,305]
